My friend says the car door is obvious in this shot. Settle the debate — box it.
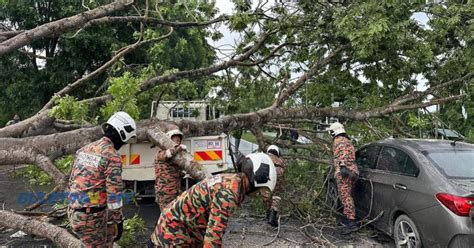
[354,145,381,219]
[367,146,416,232]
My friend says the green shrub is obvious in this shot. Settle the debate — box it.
[13,155,74,186]
[117,214,146,247]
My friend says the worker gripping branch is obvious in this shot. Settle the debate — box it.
[261,145,286,227]
[68,111,137,247]
[154,129,188,211]
[147,152,277,247]
[327,122,360,235]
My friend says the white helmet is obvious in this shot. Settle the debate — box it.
[166,129,184,140]
[102,111,137,143]
[267,145,280,157]
[245,153,277,192]
[326,122,346,138]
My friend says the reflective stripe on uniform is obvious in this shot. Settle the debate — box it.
[107,200,123,210]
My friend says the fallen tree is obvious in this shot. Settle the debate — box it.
[0,0,472,246]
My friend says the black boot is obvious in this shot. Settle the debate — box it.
[267,209,279,227]
[341,220,359,235]
[337,215,350,227]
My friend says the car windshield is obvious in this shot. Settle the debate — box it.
[426,150,474,179]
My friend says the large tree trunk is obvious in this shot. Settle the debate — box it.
[0,210,81,248]
[0,0,133,56]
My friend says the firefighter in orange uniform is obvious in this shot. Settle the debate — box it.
[154,129,187,210]
[68,111,137,247]
[327,122,360,235]
[147,152,278,247]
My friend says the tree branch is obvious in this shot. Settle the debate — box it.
[138,31,272,92]
[84,14,229,28]
[24,184,63,211]
[391,72,473,106]
[0,210,81,248]
[146,128,210,180]
[40,20,173,112]
[4,29,270,135]
[0,111,54,138]
[234,42,299,66]
[273,45,349,107]
[0,30,23,42]
[250,127,267,151]
[0,1,133,56]
[283,94,467,121]
[0,94,465,171]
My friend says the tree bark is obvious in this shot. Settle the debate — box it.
[0,210,81,248]
[0,145,66,186]
[85,14,229,28]
[0,1,133,56]
[0,111,55,138]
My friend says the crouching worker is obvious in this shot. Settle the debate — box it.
[262,145,286,227]
[68,111,137,247]
[147,152,277,247]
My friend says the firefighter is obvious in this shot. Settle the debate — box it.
[154,129,187,211]
[68,111,137,247]
[262,144,285,227]
[147,152,277,247]
[326,122,359,235]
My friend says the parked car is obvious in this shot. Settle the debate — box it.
[326,139,474,248]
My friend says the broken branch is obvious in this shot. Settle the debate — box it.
[0,210,81,248]
[146,128,210,181]
[0,1,133,56]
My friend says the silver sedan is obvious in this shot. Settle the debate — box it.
[328,139,474,247]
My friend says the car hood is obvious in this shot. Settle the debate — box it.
[450,179,474,196]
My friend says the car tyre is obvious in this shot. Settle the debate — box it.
[394,214,422,248]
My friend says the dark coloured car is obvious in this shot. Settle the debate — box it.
[327,139,474,248]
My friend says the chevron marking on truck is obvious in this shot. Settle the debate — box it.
[130,154,140,165]
[194,150,223,161]
[121,155,127,165]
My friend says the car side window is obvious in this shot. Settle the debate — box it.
[377,147,402,173]
[376,147,418,176]
[356,145,380,170]
[401,156,419,176]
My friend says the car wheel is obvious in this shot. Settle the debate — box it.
[394,214,422,248]
[325,180,342,212]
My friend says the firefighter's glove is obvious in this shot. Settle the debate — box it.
[178,144,187,151]
[340,165,358,181]
[114,221,124,242]
[165,149,173,158]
